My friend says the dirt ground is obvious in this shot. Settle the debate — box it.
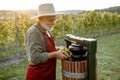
[0,53,26,67]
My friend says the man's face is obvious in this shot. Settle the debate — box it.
[45,16,56,26]
[40,16,56,31]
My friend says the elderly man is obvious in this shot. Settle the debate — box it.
[25,3,67,80]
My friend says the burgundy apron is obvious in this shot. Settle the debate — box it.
[26,34,56,80]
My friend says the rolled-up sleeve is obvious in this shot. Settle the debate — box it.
[25,27,48,65]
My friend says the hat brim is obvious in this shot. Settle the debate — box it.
[31,12,64,19]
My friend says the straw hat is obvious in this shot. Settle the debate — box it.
[32,3,63,19]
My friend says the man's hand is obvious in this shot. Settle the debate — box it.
[56,47,72,60]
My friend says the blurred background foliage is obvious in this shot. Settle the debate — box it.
[0,11,120,57]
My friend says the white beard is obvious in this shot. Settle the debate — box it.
[41,23,53,31]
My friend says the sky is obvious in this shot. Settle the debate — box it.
[0,0,120,11]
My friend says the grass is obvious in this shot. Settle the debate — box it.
[97,34,120,80]
[0,33,120,80]
[0,59,28,80]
